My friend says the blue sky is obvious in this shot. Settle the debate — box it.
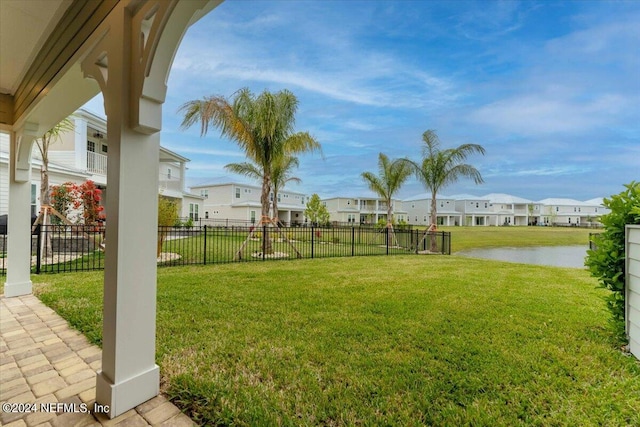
[84,0,639,201]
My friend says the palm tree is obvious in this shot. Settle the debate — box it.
[180,88,320,253]
[34,118,74,258]
[361,153,412,245]
[36,118,74,208]
[225,155,301,225]
[271,156,301,225]
[403,129,485,251]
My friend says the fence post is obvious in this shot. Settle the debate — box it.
[311,226,315,259]
[386,227,389,255]
[35,227,41,274]
[351,227,355,256]
[203,225,207,265]
[441,231,445,255]
[263,225,267,260]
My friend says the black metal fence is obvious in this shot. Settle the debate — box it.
[0,225,450,275]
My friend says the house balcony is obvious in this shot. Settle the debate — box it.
[159,175,183,194]
[87,151,107,175]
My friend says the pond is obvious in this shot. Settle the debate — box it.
[456,246,588,268]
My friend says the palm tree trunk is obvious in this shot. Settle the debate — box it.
[273,192,279,226]
[387,202,398,247]
[261,176,273,254]
[429,194,438,252]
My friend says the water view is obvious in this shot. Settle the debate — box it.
[456,246,588,268]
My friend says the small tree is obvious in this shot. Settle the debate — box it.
[305,194,329,226]
[157,196,179,256]
[36,118,74,207]
[77,181,104,226]
[586,182,640,340]
[50,182,77,224]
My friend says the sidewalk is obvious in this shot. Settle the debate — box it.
[0,294,196,426]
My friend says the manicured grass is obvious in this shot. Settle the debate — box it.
[33,256,639,426]
[439,226,594,252]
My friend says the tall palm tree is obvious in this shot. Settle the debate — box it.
[225,155,301,225]
[361,153,412,235]
[180,88,320,253]
[403,129,485,250]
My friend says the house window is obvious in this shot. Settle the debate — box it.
[189,204,199,221]
[205,211,209,219]
[440,202,443,208]
[167,168,172,179]
[200,189,208,199]
[235,188,240,198]
[87,141,95,152]
[250,210,256,224]
[556,207,559,212]
[277,194,281,202]
[484,203,488,208]
[476,203,479,208]
[101,144,108,153]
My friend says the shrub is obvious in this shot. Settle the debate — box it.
[586,182,640,339]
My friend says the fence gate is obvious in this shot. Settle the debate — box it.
[626,225,640,360]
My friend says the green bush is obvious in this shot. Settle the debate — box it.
[585,182,640,339]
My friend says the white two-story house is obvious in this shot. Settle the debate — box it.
[483,193,543,226]
[322,196,408,225]
[0,109,203,221]
[403,193,461,226]
[537,198,608,226]
[191,182,307,226]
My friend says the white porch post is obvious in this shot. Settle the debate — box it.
[79,0,220,418]
[5,124,38,297]
[80,5,162,418]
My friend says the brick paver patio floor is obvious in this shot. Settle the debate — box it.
[0,294,196,426]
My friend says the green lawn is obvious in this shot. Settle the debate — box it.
[32,254,639,426]
[439,226,594,252]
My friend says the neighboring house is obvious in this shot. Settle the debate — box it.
[0,108,203,220]
[403,193,461,226]
[483,193,542,226]
[451,194,494,226]
[0,133,90,217]
[191,182,307,226]
[537,198,608,226]
[322,197,408,225]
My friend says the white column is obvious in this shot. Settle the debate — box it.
[74,117,88,170]
[5,124,38,297]
[82,7,161,419]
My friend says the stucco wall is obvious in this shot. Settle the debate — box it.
[626,225,640,360]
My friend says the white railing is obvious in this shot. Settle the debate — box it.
[87,152,107,175]
[158,175,183,192]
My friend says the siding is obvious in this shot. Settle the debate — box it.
[627,225,640,360]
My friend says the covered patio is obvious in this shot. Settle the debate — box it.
[1,0,221,419]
